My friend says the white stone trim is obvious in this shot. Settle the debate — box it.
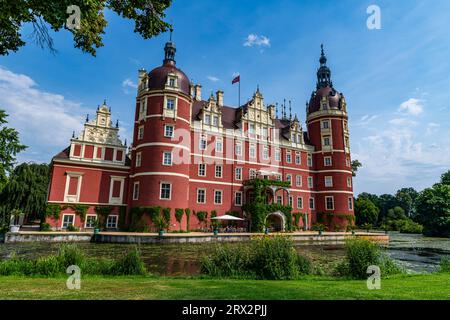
[131,172,190,179]
[61,213,76,229]
[135,142,190,152]
[63,172,83,203]
[108,176,125,205]
[53,160,130,171]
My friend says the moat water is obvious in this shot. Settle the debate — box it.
[0,232,449,276]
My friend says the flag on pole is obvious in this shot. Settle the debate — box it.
[232,75,240,84]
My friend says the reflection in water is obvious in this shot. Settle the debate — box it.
[0,232,449,275]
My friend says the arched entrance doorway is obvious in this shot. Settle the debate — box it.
[265,211,286,232]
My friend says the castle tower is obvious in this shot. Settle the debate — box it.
[128,37,192,228]
[306,45,354,230]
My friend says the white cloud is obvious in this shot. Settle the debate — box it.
[243,34,271,48]
[388,118,418,127]
[122,78,137,94]
[426,122,440,135]
[207,76,220,82]
[0,66,91,162]
[357,114,379,126]
[398,98,424,115]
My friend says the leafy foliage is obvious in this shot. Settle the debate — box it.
[0,162,48,224]
[0,110,27,192]
[414,183,450,237]
[0,0,172,56]
[201,236,312,280]
[351,159,362,177]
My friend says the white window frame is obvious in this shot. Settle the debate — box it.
[309,197,315,210]
[308,176,313,189]
[276,195,283,205]
[323,136,331,146]
[347,177,352,188]
[204,114,211,125]
[197,188,206,204]
[321,120,330,129]
[249,169,257,180]
[138,126,144,140]
[159,182,172,200]
[166,97,176,110]
[85,214,97,229]
[135,152,142,167]
[262,146,269,160]
[348,197,354,211]
[235,167,242,180]
[164,124,174,138]
[275,149,281,162]
[289,195,293,207]
[235,141,242,156]
[286,174,292,186]
[132,182,140,200]
[215,165,223,178]
[296,175,302,187]
[198,163,206,177]
[214,190,223,205]
[325,196,334,211]
[162,151,172,166]
[215,138,223,153]
[324,156,332,166]
[235,191,243,206]
[307,154,313,167]
[325,176,333,188]
[109,176,125,205]
[297,196,303,209]
[286,151,292,163]
[106,215,119,229]
[199,135,207,151]
[61,214,75,229]
[64,172,83,203]
[250,144,256,159]
[295,152,301,165]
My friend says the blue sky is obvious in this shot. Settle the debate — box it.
[0,0,449,195]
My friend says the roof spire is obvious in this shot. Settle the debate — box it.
[164,27,176,65]
[116,119,119,128]
[72,131,75,138]
[275,102,279,119]
[317,44,332,89]
[289,100,292,120]
[283,99,286,119]
[85,114,89,123]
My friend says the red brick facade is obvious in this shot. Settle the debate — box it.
[46,42,354,231]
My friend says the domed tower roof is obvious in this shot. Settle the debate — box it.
[147,34,190,95]
[308,45,346,114]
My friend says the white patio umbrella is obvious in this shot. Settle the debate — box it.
[211,215,244,221]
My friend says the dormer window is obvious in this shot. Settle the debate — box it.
[213,116,219,126]
[204,114,211,125]
[168,77,176,88]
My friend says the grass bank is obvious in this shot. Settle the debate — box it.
[0,273,449,300]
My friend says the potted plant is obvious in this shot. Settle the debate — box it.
[9,209,23,233]
[311,223,327,236]
[93,217,101,234]
[154,216,168,237]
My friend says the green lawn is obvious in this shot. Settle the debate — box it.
[0,273,449,300]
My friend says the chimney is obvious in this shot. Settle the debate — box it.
[190,84,195,98]
[216,90,224,106]
[194,84,202,101]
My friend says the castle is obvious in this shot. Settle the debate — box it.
[46,40,354,232]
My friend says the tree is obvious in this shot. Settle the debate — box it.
[351,159,362,177]
[441,171,450,185]
[1,0,172,56]
[395,187,418,216]
[415,183,450,237]
[0,163,49,225]
[0,110,27,192]
[377,194,400,223]
[358,192,380,208]
[386,206,407,221]
[355,198,379,226]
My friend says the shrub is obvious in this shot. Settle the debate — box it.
[201,243,253,278]
[0,254,35,276]
[35,255,61,276]
[336,238,401,279]
[251,236,300,280]
[340,238,381,279]
[438,257,450,273]
[40,223,51,232]
[111,247,147,275]
[57,243,85,268]
[66,225,78,232]
[201,236,311,280]
[311,224,327,232]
